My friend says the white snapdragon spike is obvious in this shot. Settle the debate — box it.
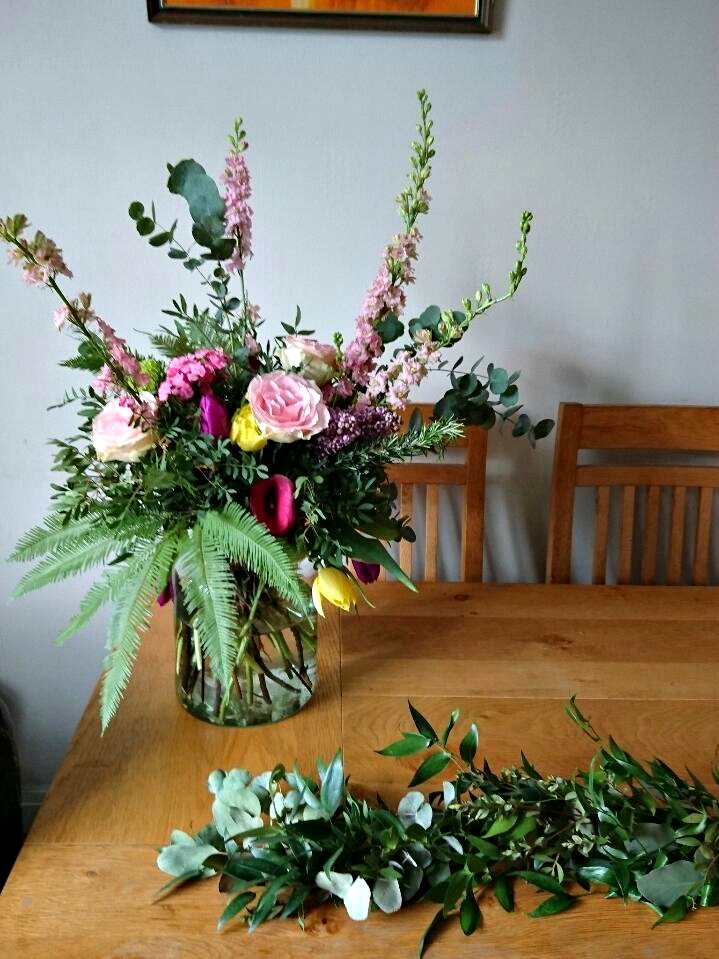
[315,870,353,899]
[343,877,372,921]
[398,791,433,829]
[372,878,402,914]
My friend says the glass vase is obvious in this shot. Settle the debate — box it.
[172,570,317,728]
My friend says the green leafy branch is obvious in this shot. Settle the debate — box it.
[156,699,719,954]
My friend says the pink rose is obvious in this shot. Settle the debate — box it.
[247,372,329,443]
[278,335,338,386]
[91,393,158,463]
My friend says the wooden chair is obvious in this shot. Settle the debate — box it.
[546,403,719,585]
[383,404,487,582]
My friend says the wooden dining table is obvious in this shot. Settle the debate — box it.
[1,583,718,957]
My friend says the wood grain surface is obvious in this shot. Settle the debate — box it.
[1,583,718,957]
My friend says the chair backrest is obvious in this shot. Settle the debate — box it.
[383,404,488,582]
[546,403,719,585]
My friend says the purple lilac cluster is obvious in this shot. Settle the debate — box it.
[315,405,399,456]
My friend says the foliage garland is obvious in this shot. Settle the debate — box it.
[157,698,719,953]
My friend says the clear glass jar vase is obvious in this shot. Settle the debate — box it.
[172,570,317,728]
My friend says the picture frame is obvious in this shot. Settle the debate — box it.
[146,0,493,34]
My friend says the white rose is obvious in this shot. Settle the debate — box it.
[278,335,337,386]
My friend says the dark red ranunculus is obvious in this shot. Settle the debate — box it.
[199,388,230,439]
[249,475,298,537]
[351,559,381,584]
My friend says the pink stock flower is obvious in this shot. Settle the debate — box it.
[12,235,73,287]
[249,475,298,537]
[158,349,230,402]
[222,149,253,273]
[95,317,149,387]
[92,364,115,395]
[247,371,329,443]
[53,304,70,331]
[366,331,440,411]
[344,230,421,387]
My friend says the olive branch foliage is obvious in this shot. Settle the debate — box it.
[156,699,719,955]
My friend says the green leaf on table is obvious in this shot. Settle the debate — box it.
[625,822,675,855]
[218,890,255,931]
[408,702,438,742]
[459,890,481,934]
[652,897,688,927]
[320,750,344,817]
[493,875,514,911]
[459,723,479,764]
[417,907,446,959]
[483,814,518,839]
[511,870,565,895]
[153,867,204,902]
[528,893,576,918]
[636,861,703,908]
[409,751,452,787]
[377,733,432,757]
[441,709,461,747]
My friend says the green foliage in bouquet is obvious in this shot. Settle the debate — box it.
[157,699,719,954]
[1,91,554,730]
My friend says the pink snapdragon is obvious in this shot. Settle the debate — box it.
[344,230,421,387]
[222,147,253,273]
[158,348,230,402]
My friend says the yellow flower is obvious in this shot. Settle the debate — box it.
[230,404,267,452]
[311,567,360,617]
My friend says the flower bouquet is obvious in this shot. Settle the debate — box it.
[2,91,552,731]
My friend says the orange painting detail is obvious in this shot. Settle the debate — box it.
[165,0,478,18]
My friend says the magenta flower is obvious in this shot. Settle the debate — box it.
[156,580,174,607]
[351,560,381,584]
[198,389,230,439]
[249,475,298,537]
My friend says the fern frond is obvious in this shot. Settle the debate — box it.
[55,564,125,647]
[99,533,179,731]
[14,530,121,598]
[10,515,98,563]
[203,504,307,610]
[175,526,240,687]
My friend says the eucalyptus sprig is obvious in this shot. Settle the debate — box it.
[157,699,719,954]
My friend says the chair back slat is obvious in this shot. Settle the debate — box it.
[641,486,662,584]
[399,484,413,577]
[424,485,439,582]
[547,403,719,585]
[591,486,611,584]
[617,486,637,584]
[694,487,714,586]
[667,486,688,585]
[382,403,487,582]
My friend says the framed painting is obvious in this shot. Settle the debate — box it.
[146,0,493,33]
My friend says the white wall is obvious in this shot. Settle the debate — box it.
[1,0,717,799]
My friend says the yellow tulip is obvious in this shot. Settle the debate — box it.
[311,567,360,617]
[230,404,267,452]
